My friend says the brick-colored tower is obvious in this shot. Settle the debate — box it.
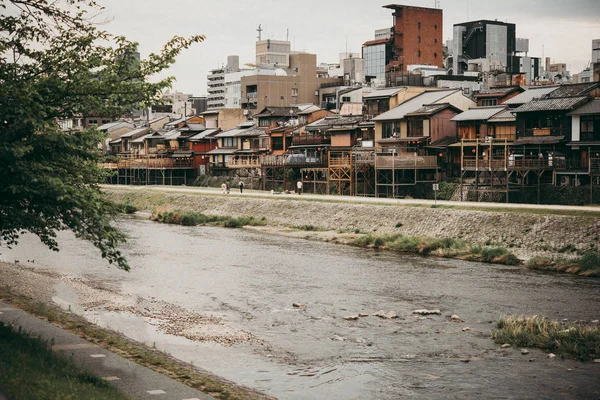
[383,4,443,72]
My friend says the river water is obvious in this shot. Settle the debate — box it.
[2,217,600,399]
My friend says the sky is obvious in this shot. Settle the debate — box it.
[98,0,600,96]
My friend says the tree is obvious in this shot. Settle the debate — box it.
[0,0,204,270]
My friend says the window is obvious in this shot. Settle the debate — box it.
[417,22,421,29]
[418,36,421,43]
[292,88,298,96]
[259,119,270,127]
[418,50,421,58]
[408,119,424,137]
[434,39,438,43]
[88,119,98,125]
[342,96,351,102]
[434,24,438,30]
[222,137,238,148]
[382,121,401,139]
[481,98,498,106]
[271,136,283,151]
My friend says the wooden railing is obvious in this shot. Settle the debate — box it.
[227,157,263,168]
[292,136,331,146]
[375,154,438,169]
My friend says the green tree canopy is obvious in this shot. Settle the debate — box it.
[0,0,204,270]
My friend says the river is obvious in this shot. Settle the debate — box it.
[1,216,599,399]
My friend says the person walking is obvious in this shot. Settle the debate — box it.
[221,182,226,194]
[239,180,244,193]
[296,180,303,195]
[226,182,230,194]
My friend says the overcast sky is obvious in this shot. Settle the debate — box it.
[99,0,600,95]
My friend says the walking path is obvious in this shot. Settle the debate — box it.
[0,301,214,400]
[103,184,600,213]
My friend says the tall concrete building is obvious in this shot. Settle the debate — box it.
[240,53,338,112]
[383,4,443,72]
[448,19,541,84]
[256,39,291,68]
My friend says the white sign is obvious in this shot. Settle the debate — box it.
[433,183,440,191]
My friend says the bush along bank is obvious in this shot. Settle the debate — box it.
[526,251,600,277]
[350,233,519,265]
[152,208,267,229]
[492,315,600,361]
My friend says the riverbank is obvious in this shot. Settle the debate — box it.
[0,262,271,400]
[104,187,600,268]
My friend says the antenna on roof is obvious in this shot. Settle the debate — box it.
[257,24,263,41]
[286,29,289,42]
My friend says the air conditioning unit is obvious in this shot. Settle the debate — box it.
[560,176,570,186]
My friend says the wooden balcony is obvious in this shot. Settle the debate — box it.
[375,154,438,169]
[292,136,331,146]
[227,157,263,169]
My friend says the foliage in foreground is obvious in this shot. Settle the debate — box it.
[492,315,600,361]
[350,233,519,265]
[527,252,600,277]
[0,321,129,400]
[152,209,267,229]
[0,0,204,270]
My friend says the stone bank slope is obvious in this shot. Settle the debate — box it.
[104,189,600,260]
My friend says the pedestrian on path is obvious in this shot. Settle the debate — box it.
[221,182,226,194]
[226,182,230,194]
[296,180,303,195]
[239,180,244,193]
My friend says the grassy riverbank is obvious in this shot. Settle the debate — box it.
[151,208,267,228]
[0,286,271,400]
[350,233,519,265]
[493,315,600,361]
[526,252,600,277]
[0,321,129,400]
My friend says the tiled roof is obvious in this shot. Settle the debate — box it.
[503,86,559,105]
[487,108,516,122]
[253,106,301,118]
[373,89,460,121]
[512,97,590,113]
[363,87,405,100]
[544,82,599,99]
[567,99,600,116]
[120,127,150,138]
[451,106,507,122]
[216,123,263,138]
[188,128,220,141]
[474,86,523,97]
[405,103,457,117]
[305,115,362,130]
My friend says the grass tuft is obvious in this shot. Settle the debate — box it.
[349,233,517,265]
[0,322,129,399]
[492,315,600,361]
[152,209,266,229]
[527,251,600,277]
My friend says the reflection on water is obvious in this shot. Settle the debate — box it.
[2,218,600,399]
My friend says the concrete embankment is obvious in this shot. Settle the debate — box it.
[103,187,600,261]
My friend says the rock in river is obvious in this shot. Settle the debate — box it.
[412,309,441,315]
[374,310,399,319]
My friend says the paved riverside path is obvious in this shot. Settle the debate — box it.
[102,184,600,213]
[0,301,214,400]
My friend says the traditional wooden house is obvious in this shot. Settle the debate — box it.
[559,99,600,186]
[207,122,267,175]
[163,115,205,131]
[188,128,220,174]
[363,86,429,118]
[473,86,524,107]
[373,89,475,152]
[109,127,151,155]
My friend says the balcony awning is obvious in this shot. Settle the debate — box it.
[172,151,193,158]
[514,136,565,145]
[207,148,237,155]
[235,149,267,154]
[567,142,600,147]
